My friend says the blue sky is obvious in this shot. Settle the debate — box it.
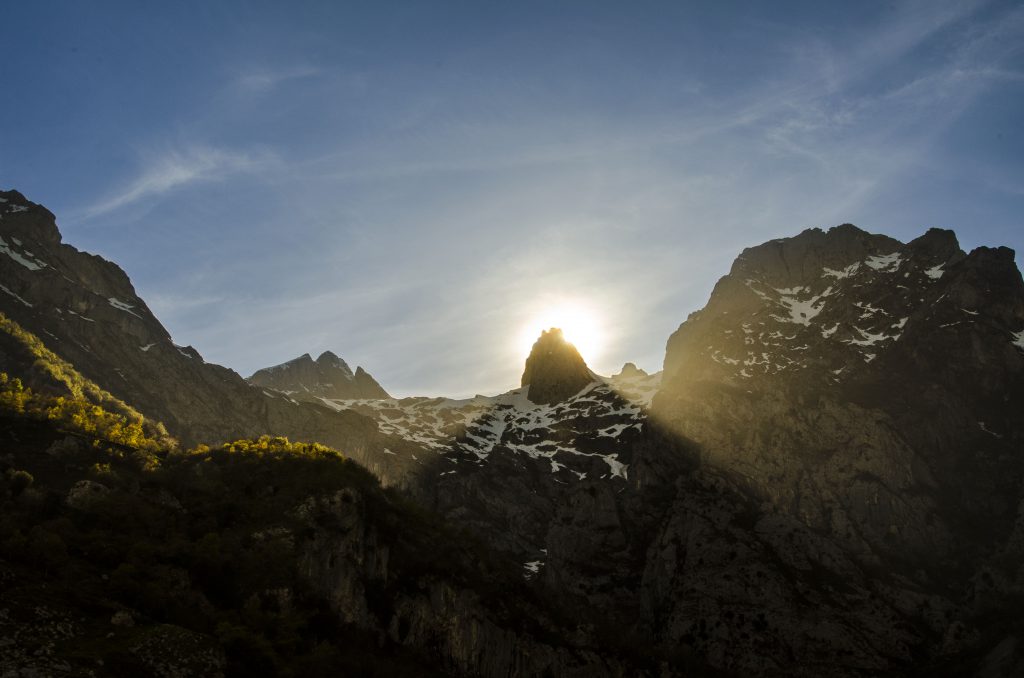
[2,0,1022,397]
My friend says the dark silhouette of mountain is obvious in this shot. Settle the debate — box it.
[249,351,390,400]
[520,327,594,404]
[3,189,1024,676]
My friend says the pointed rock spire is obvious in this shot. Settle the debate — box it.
[521,328,594,405]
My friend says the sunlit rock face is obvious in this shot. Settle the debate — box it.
[656,224,1024,553]
[521,328,594,404]
[652,223,1024,668]
[249,350,390,400]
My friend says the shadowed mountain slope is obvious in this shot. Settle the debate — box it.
[249,351,389,400]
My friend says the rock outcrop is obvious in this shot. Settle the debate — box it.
[521,328,594,404]
[249,350,389,400]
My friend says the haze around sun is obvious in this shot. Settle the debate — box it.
[2,1,1022,398]
[517,301,605,368]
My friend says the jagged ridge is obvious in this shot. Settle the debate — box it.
[248,350,389,400]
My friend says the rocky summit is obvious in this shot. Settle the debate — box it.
[2,190,1024,678]
[520,327,594,404]
[248,350,389,400]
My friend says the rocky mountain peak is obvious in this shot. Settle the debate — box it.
[660,223,1022,387]
[316,350,348,369]
[614,362,647,379]
[0,189,61,247]
[521,328,594,405]
[728,223,904,287]
[906,227,963,262]
[248,350,389,400]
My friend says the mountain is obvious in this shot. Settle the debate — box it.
[0,414,647,676]
[649,223,1024,673]
[0,189,378,456]
[658,223,1024,562]
[4,188,1024,677]
[249,351,390,400]
[520,328,594,404]
[335,224,1024,676]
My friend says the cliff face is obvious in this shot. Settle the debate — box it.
[656,224,1024,563]
[645,224,1024,673]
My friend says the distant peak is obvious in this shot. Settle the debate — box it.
[615,362,647,379]
[249,351,389,398]
[316,350,346,366]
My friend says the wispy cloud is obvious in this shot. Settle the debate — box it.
[234,66,320,93]
[81,145,274,219]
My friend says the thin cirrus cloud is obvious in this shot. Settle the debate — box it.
[234,65,321,93]
[80,146,275,220]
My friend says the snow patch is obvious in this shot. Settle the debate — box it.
[523,560,543,578]
[865,252,902,271]
[1012,330,1024,350]
[711,350,740,366]
[108,297,143,319]
[773,287,831,325]
[978,422,1003,439]
[603,455,629,480]
[854,302,886,318]
[845,327,899,347]
[0,284,32,307]
[823,262,860,279]
[0,235,47,271]
[139,343,156,352]
[925,265,944,280]
[67,310,95,323]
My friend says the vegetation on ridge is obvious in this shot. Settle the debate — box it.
[0,312,173,447]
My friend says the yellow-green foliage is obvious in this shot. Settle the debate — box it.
[0,312,173,447]
[0,371,164,454]
[0,312,155,422]
[197,435,344,461]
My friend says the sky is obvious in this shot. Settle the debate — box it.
[1,1,1022,398]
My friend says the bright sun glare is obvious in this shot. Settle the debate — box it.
[518,301,604,365]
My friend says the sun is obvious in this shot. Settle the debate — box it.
[518,300,604,365]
